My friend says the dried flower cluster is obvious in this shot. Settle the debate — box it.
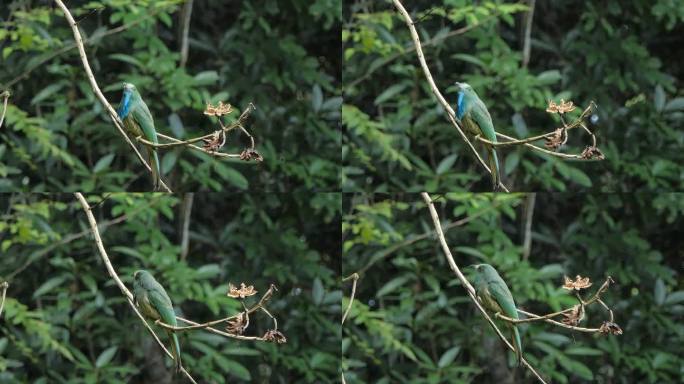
[562,275,592,291]
[263,329,287,344]
[544,128,567,150]
[202,131,226,152]
[204,101,233,116]
[599,321,623,335]
[561,304,585,326]
[227,282,258,299]
[226,312,248,335]
[240,148,263,162]
[581,145,605,160]
[546,99,576,114]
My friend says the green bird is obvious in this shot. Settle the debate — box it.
[473,264,522,365]
[133,270,181,372]
[454,82,501,190]
[116,83,161,190]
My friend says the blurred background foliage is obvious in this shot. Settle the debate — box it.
[342,193,684,383]
[0,192,341,383]
[0,0,341,192]
[342,0,684,192]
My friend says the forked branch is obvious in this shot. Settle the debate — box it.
[496,276,622,335]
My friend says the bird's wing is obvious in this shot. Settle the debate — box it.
[487,278,519,319]
[148,285,177,326]
[131,100,159,145]
[470,98,497,143]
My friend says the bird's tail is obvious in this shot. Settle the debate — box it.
[512,325,522,366]
[168,330,182,373]
[487,146,501,191]
[148,148,161,191]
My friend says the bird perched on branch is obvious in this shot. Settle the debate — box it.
[133,270,181,372]
[454,82,501,190]
[473,263,522,365]
[116,83,161,190]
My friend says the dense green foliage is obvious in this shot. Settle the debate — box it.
[342,193,684,383]
[343,0,684,192]
[0,192,341,382]
[0,0,341,192]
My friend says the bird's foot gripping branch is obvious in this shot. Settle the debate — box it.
[495,275,622,335]
[154,282,286,344]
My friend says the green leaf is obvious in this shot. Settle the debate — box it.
[312,277,324,305]
[654,85,665,111]
[311,84,323,112]
[511,112,528,137]
[454,246,487,260]
[664,97,684,112]
[654,278,666,305]
[374,84,408,105]
[566,347,603,356]
[30,83,65,105]
[196,264,221,279]
[559,358,593,380]
[436,154,458,175]
[161,151,178,175]
[33,275,68,298]
[437,346,460,368]
[93,154,115,173]
[193,70,219,86]
[537,264,564,278]
[167,113,185,138]
[213,165,248,190]
[536,70,561,85]
[557,163,592,187]
[452,53,486,68]
[214,354,251,380]
[377,275,412,297]
[108,53,143,68]
[95,346,117,368]
[664,291,684,305]
[504,151,519,176]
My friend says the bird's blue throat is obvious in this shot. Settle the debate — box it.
[117,91,132,119]
[456,91,465,120]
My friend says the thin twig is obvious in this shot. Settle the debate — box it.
[54,0,172,192]
[420,192,548,384]
[180,193,194,260]
[153,284,280,343]
[136,104,257,160]
[522,193,535,260]
[74,193,196,382]
[392,0,509,192]
[0,281,8,319]
[156,285,276,333]
[0,91,9,129]
[341,273,359,324]
[521,0,536,68]
[495,276,615,331]
[179,0,194,68]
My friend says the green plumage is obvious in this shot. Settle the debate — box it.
[133,270,181,372]
[116,83,161,190]
[473,264,522,365]
[455,82,500,190]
